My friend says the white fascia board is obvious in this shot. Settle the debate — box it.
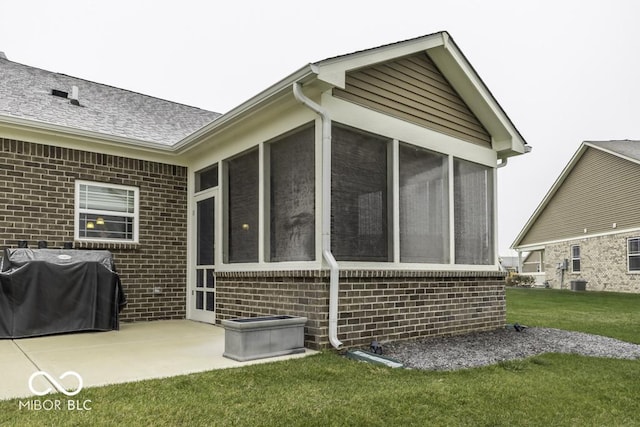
[427,36,527,158]
[584,142,640,167]
[0,115,183,164]
[513,244,546,252]
[513,226,640,251]
[314,33,445,88]
[510,143,589,249]
[324,94,497,167]
[173,65,318,154]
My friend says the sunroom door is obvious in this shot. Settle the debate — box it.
[190,191,216,324]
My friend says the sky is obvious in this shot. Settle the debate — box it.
[2,0,639,256]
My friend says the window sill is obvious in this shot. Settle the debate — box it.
[74,240,140,251]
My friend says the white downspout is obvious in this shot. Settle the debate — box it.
[292,82,343,349]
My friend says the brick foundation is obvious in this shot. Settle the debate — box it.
[0,138,188,321]
[216,270,506,349]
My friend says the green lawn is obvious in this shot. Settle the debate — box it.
[506,287,640,344]
[2,289,639,426]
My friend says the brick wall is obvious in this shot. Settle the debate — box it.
[216,270,506,349]
[543,232,640,292]
[0,138,188,321]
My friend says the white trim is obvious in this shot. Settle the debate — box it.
[74,180,139,243]
[627,236,640,274]
[189,188,218,324]
[214,260,499,273]
[584,142,640,167]
[448,155,455,264]
[0,115,176,153]
[174,65,317,153]
[258,142,265,263]
[514,226,640,251]
[392,139,400,263]
[492,166,499,265]
[314,34,445,88]
[323,94,498,168]
[570,244,581,273]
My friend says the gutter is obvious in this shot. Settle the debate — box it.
[0,115,177,153]
[173,64,317,154]
[292,82,343,350]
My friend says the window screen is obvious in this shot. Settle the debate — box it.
[195,164,218,192]
[331,125,390,262]
[76,181,138,242]
[628,238,640,272]
[197,197,215,265]
[571,245,581,272]
[227,149,259,263]
[399,143,449,263]
[454,159,494,265]
[270,126,315,262]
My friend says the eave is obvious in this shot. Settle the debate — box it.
[511,143,590,249]
[0,114,183,164]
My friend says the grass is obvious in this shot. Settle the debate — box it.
[506,287,640,343]
[1,288,639,426]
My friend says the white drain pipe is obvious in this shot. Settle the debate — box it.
[292,82,343,350]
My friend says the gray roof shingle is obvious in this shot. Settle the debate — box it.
[587,140,640,162]
[0,57,221,146]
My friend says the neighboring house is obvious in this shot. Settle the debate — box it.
[0,32,528,349]
[498,256,519,273]
[512,140,640,293]
[521,251,542,273]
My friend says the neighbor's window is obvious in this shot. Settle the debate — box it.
[399,143,449,263]
[628,238,640,272]
[454,159,494,265]
[571,245,581,272]
[331,124,390,262]
[75,181,139,242]
[269,125,315,262]
[226,148,259,263]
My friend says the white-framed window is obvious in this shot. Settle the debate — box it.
[571,245,581,272]
[628,237,640,272]
[75,181,139,243]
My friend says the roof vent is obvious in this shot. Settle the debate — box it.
[69,86,81,106]
[51,89,69,98]
[51,86,81,106]
[0,52,7,60]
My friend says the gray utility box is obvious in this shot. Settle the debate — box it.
[570,279,587,291]
[221,315,307,362]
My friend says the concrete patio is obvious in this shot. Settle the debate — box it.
[0,320,316,401]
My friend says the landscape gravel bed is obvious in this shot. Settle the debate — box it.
[382,327,640,371]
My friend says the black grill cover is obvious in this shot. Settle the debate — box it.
[0,248,126,338]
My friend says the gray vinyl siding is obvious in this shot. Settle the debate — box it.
[522,250,542,273]
[519,148,640,246]
[332,53,491,147]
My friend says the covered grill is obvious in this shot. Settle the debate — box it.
[0,248,126,338]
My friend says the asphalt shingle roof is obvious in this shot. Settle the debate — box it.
[587,140,640,162]
[0,57,221,146]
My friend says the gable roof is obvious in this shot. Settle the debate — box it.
[512,140,640,249]
[0,56,221,147]
[587,140,640,163]
[0,31,527,157]
[177,32,528,157]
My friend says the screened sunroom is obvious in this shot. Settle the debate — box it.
[184,31,527,348]
[203,123,495,268]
